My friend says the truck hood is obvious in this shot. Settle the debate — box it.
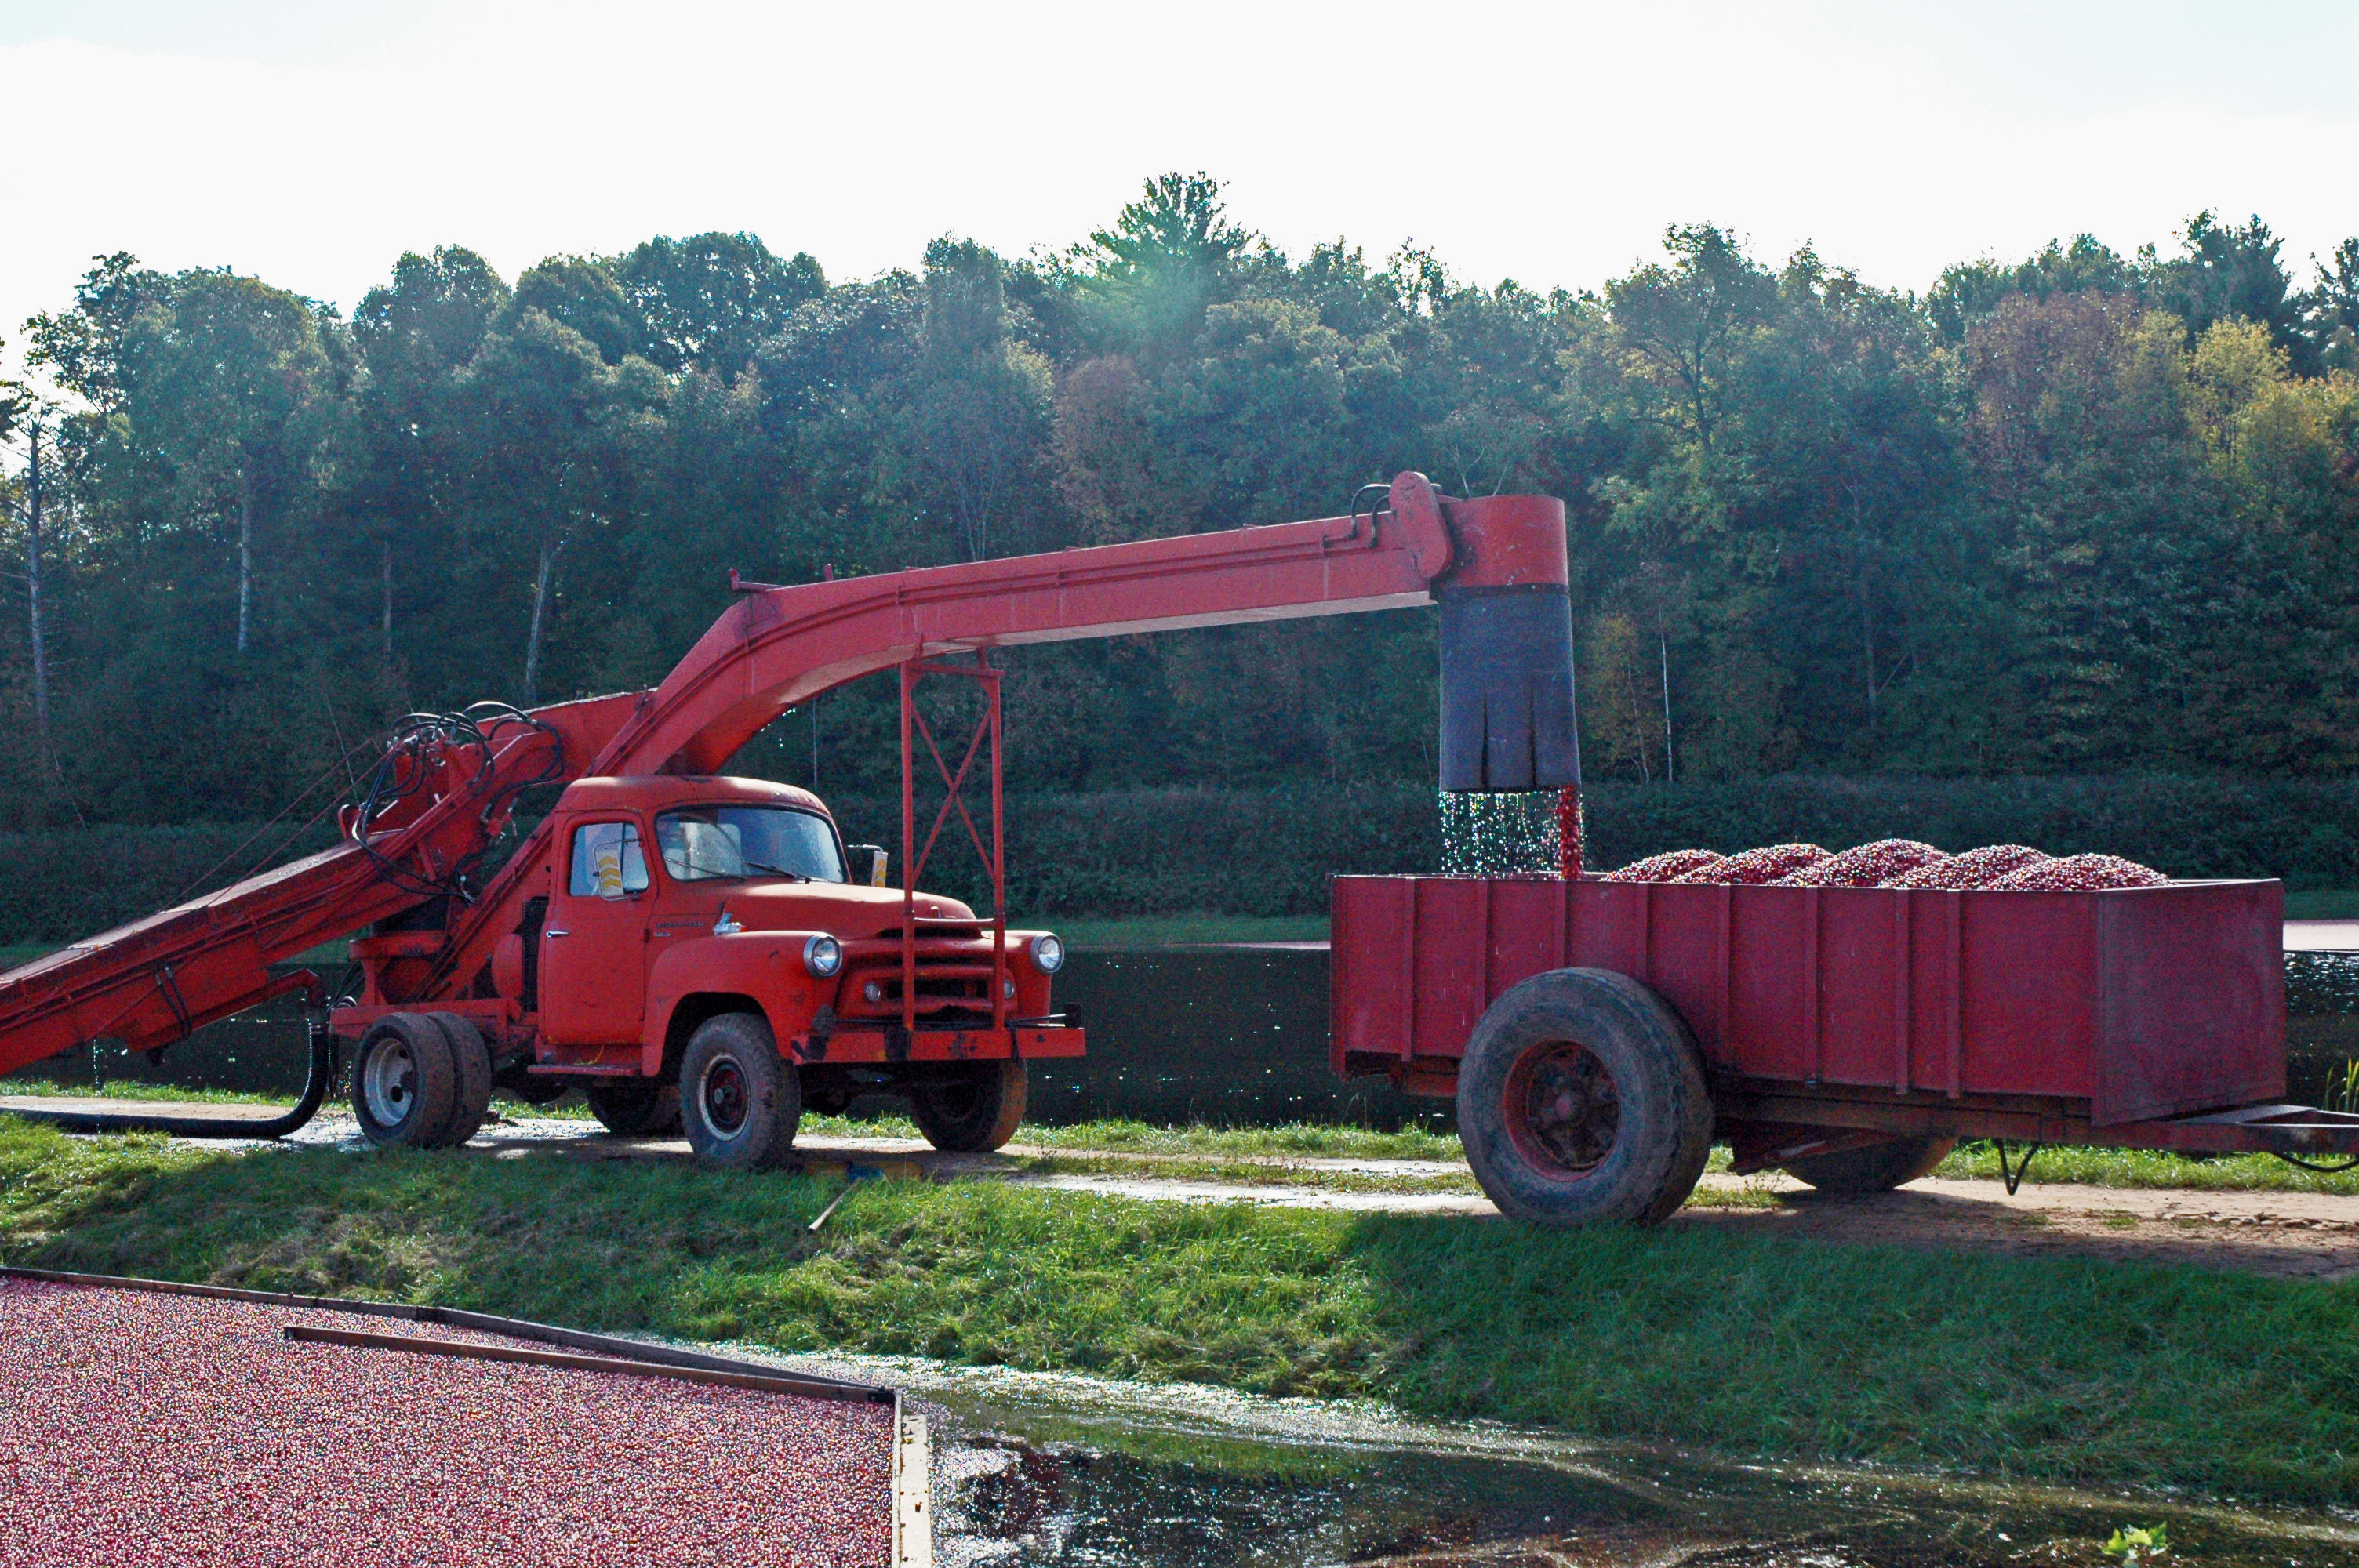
[713,882,978,940]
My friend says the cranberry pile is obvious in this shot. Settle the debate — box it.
[1987,853,2170,891]
[0,1278,895,1567]
[1698,843,1830,884]
[1602,848,1728,883]
[1603,840,2168,890]
[1773,839,1947,887]
[1890,844,2048,890]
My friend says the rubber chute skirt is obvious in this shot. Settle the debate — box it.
[1438,586,1581,792]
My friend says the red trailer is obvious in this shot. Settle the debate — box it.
[1333,873,2359,1223]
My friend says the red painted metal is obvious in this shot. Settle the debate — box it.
[1434,494,1569,590]
[1331,873,2350,1157]
[899,656,1007,1036]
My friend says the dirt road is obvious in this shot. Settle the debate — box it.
[13,1097,2358,1281]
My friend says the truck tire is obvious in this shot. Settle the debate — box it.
[680,1013,800,1170]
[423,1012,493,1148]
[909,1060,1028,1153]
[1456,967,1712,1226]
[1783,1134,1955,1193]
[583,1082,682,1137]
[351,1013,457,1150]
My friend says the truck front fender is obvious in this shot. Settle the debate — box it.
[641,932,827,1073]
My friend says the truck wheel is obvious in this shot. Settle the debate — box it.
[423,1013,493,1148]
[1783,1134,1955,1193]
[909,1060,1027,1153]
[350,1014,457,1150]
[680,1013,801,1169]
[1456,968,1711,1226]
[583,1082,682,1137]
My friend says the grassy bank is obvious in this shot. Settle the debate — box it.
[3,1116,2354,1504]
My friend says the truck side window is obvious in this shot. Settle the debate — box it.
[569,821,648,898]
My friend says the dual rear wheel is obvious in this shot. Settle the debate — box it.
[350,1011,492,1149]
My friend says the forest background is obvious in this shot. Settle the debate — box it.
[5,174,2359,929]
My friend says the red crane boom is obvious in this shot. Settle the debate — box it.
[0,474,1570,1084]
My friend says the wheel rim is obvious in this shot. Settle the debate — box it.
[1502,1040,1620,1178]
[362,1040,416,1129]
[700,1055,750,1138]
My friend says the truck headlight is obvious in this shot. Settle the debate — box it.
[802,935,843,978]
[1030,934,1065,975]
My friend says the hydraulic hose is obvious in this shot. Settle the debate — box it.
[11,1014,338,1141]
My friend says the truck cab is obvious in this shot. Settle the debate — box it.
[343,774,1083,1164]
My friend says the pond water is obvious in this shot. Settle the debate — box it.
[732,1348,2359,1567]
[11,949,2358,1131]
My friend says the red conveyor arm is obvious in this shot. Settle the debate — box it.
[0,704,616,1078]
[0,474,1563,1076]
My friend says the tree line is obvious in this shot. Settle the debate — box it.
[2,176,2357,829]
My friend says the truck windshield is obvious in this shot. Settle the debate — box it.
[654,806,846,884]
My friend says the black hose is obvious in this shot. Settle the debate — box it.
[9,1014,338,1141]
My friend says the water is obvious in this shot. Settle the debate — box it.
[1437,789,1563,877]
[9,950,2358,1129]
[708,1349,2359,1566]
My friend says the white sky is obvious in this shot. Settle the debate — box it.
[4,0,2357,381]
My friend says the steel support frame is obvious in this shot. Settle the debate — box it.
[898,656,1006,1036]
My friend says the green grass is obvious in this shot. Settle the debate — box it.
[1055,913,1329,949]
[2285,889,2359,920]
[2,1115,2354,1505]
[11,1093,2354,1196]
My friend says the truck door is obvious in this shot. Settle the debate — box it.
[541,818,652,1047]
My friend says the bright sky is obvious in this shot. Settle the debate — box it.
[5,0,2357,379]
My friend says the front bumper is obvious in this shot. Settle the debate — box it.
[791,1022,1085,1065]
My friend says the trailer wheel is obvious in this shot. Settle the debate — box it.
[680,1013,800,1169]
[909,1060,1028,1153]
[423,1013,493,1148]
[583,1082,682,1138]
[1782,1134,1955,1194]
[350,1014,458,1150]
[1457,968,1711,1226]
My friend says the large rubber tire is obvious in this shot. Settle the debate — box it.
[423,1012,493,1148]
[350,1014,457,1150]
[679,1013,801,1169]
[909,1060,1028,1153]
[1456,968,1712,1226]
[1783,1134,1956,1193]
[583,1081,682,1137]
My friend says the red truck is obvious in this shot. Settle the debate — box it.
[347,773,1074,1164]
